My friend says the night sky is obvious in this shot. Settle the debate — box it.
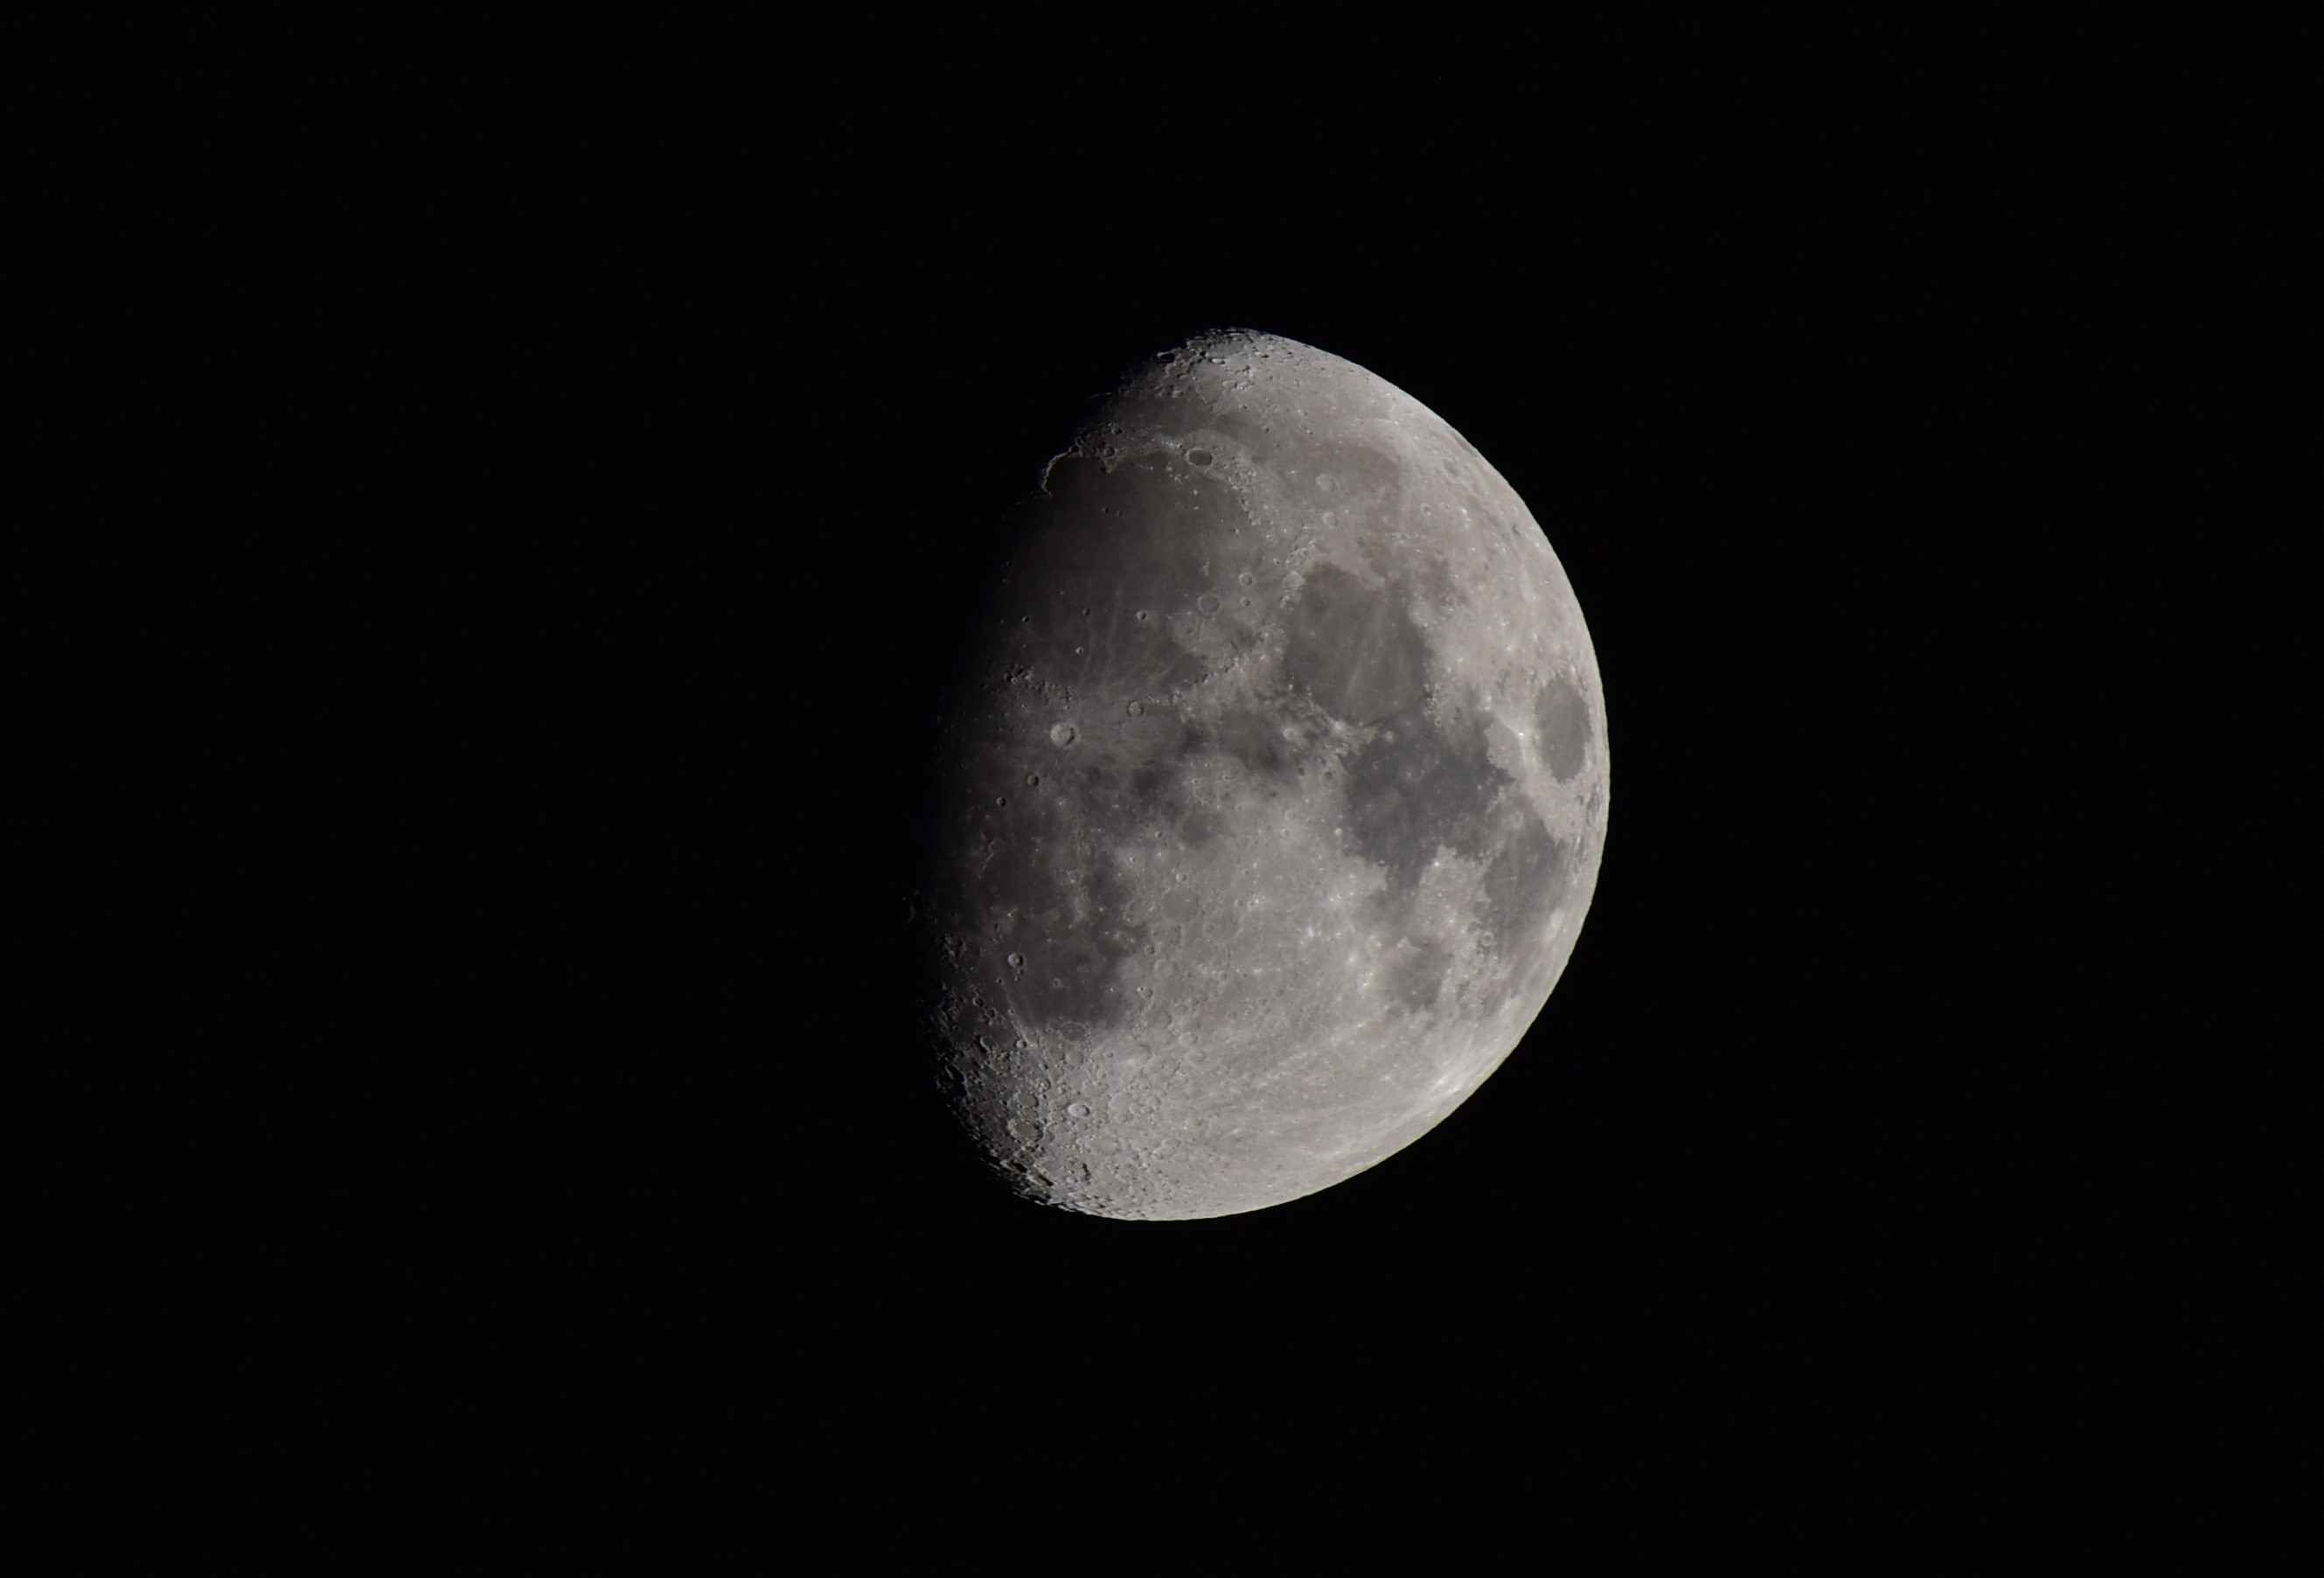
[29,17,2298,1559]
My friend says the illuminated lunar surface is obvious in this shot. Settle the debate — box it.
[922,330,1608,1220]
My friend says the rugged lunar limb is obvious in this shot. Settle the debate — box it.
[922,330,1609,1220]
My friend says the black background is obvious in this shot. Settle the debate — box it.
[29,17,2302,1559]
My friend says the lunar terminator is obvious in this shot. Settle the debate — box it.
[921,330,1608,1219]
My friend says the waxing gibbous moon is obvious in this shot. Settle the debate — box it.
[919,330,1608,1220]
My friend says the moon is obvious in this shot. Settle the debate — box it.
[918,330,1609,1220]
